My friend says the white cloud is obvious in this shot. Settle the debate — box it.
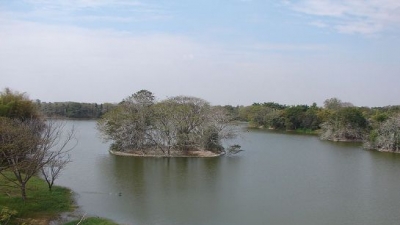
[335,21,382,34]
[24,0,145,10]
[4,0,170,24]
[285,0,400,35]
[309,21,328,28]
[249,43,327,52]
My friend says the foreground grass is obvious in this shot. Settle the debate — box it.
[0,172,73,224]
[63,217,119,225]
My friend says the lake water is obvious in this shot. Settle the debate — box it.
[57,120,400,225]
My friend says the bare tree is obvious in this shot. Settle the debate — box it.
[40,121,76,192]
[41,151,72,191]
[0,118,76,200]
[323,97,354,112]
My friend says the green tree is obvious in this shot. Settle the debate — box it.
[320,107,369,141]
[98,90,156,153]
[301,104,321,131]
[0,88,40,120]
[265,109,285,130]
[246,104,282,128]
[283,105,309,130]
[247,104,268,127]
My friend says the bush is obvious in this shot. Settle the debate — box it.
[0,207,17,225]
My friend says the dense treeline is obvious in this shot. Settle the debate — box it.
[236,98,400,152]
[36,101,116,119]
[237,102,321,132]
[237,99,400,132]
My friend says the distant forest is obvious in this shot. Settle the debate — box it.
[36,101,116,119]
[234,100,400,132]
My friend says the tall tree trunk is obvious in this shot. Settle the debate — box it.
[21,182,27,201]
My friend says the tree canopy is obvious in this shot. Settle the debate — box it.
[97,90,237,156]
[0,88,40,120]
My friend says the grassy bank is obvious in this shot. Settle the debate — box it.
[64,217,119,225]
[248,126,319,135]
[0,172,73,224]
[292,128,319,135]
[0,172,120,225]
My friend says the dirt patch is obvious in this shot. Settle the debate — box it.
[378,148,400,153]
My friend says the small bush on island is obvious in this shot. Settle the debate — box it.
[97,90,239,156]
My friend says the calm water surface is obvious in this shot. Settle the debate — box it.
[57,120,400,225]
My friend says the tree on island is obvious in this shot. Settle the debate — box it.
[97,90,239,156]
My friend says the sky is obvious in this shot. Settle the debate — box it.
[1,0,400,107]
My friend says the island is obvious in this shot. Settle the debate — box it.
[97,90,239,157]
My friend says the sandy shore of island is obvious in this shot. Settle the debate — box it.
[109,149,225,157]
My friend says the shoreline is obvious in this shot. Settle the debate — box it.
[325,138,363,143]
[247,126,319,135]
[377,148,400,154]
[109,149,225,158]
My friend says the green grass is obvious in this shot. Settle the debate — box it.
[0,171,73,224]
[293,128,319,135]
[63,217,119,225]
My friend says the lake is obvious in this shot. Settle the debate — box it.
[56,120,400,225]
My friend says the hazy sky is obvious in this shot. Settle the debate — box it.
[1,0,400,106]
